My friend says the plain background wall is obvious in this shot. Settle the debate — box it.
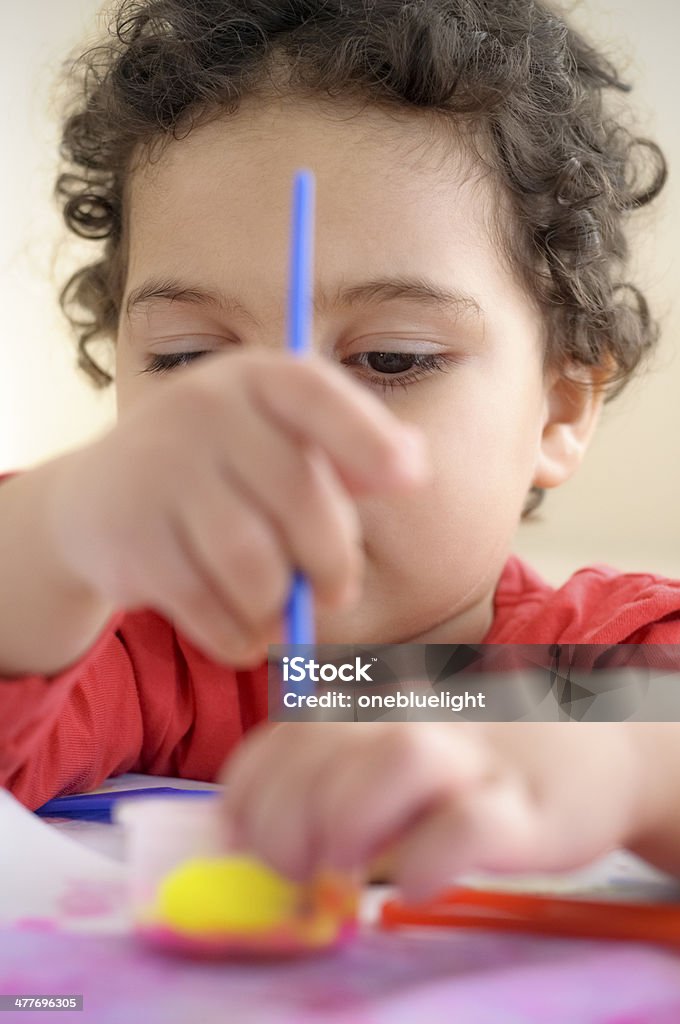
[1,0,678,586]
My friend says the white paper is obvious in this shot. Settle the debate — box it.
[0,788,127,932]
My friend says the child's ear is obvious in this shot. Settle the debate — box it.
[533,366,607,489]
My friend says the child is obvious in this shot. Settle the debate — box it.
[1,0,679,901]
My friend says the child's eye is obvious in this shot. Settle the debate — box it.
[141,351,212,374]
[141,348,452,393]
[342,351,453,393]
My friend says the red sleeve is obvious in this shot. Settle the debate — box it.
[489,556,680,646]
[0,608,145,810]
[0,606,269,812]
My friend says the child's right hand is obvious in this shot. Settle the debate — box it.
[47,350,429,667]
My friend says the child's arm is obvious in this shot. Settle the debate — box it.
[220,721,680,897]
[0,459,118,676]
[2,351,426,679]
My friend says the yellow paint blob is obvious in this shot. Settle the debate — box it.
[156,856,302,935]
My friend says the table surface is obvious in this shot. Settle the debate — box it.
[2,773,680,1024]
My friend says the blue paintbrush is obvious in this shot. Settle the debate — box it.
[285,170,316,652]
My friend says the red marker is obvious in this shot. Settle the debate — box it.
[379,885,680,948]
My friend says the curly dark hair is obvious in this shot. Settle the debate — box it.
[53,0,668,519]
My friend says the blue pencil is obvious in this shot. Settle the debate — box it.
[35,787,217,822]
[285,170,316,650]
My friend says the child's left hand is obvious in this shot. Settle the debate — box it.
[219,721,648,901]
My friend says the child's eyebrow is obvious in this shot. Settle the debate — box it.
[124,274,485,327]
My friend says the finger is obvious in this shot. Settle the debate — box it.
[236,725,350,881]
[154,512,271,668]
[393,777,538,903]
[215,394,365,606]
[175,461,291,634]
[314,724,494,872]
[248,354,430,493]
[156,587,267,668]
[221,722,296,827]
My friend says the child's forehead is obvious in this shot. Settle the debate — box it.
[129,94,488,200]
[120,103,541,358]
[125,97,501,257]
[119,95,522,330]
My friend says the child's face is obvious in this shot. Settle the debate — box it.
[115,95,597,644]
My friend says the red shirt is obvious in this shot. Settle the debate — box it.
[1,471,679,810]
